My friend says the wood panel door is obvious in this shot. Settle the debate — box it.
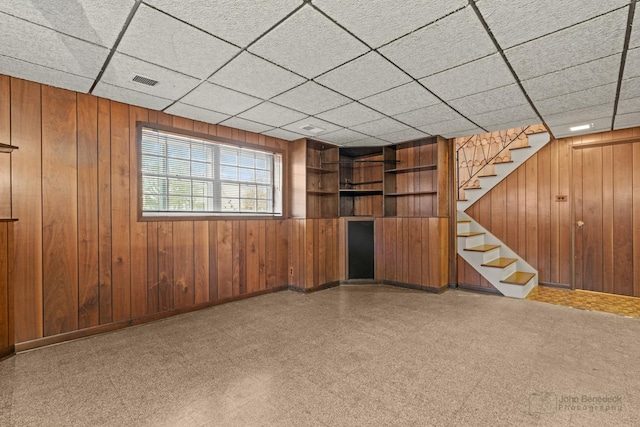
[573,141,640,297]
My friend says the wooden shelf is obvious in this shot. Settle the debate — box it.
[339,189,383,196]
[0,143,18,153]
[385,164,437,173]
[385,191,437,197]
[307,189,338,195]
[341,180,383,186]
[0,218,18,222]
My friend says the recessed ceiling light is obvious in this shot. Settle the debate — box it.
[300,124,325,134]
[569,123,593,132]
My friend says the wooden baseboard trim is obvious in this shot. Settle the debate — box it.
[384,280,448,294]
[539,281,571,289]
[457,283,502,295]
[0,345,15,361]
[340,279,384,285]
[288,281,340,294]
[15,285,289,353]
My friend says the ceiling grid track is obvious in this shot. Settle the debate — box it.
[468,0,545,127]
[309,2,489,134]
[611,1,637,130]
[89,0,143,94]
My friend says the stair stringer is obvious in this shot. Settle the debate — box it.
[457,132,551,212]
[457,211,537,298]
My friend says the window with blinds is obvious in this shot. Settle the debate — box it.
[140,127,283,217]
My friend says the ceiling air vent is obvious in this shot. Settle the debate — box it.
[130,73,159,87]
[300,124,325,134]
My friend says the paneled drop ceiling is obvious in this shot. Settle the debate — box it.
[1,0,639,144]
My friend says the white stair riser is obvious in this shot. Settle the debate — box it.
[459,234,485,248]
[457,222,471,234]
[462,247,501,264]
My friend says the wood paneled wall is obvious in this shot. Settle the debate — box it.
[0,221,15,358]
[459,127,640,290]
[3,76,290,345]
[288,218,340,290]
[374,217,449,291]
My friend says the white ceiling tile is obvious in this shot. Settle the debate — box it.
[181,82,262,116]
[624,48,640,80]
[522,54,621,101]
[441,127,487,138]
[449,84,529,117]
[164,103,230,124]
[270,81,350,115]
[418,118,479,136]
[379,7,496,79]
[315,102,385,127]
[477,0,629,49]
[505,9,628,80]
[219,117,274,134]
[117,5,239,79]
[346,136,389,147]
[262,128,306,141]
[535,83,617,116]
[359,82,440,116]
[482,118,542,133]
[621,76,640,100]
[238,102,308,127]
[350,117,409,136]
[377,128,429,144]
[617,96,640,114]
[614,112,640,130]
[0,0,135,47]
[313,0,467,48]
[551,117,612,138]
[393,103,463,127]
[0,12,108,78]
[248,5,368,78]
[630,4,640,49]
[93,82,173,110]
[145,0,302,47]
[468,103,536,128]
[101,53,199,100]
[315,129,369,145]
[543,103,614,126]
[419,54,515,101]
[315,52,412,100]
[0,55,94,92]
[209,52,305,99]
[282,117,342,136]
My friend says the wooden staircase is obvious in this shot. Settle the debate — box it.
[456,131,550,298]
[457,212,537,298]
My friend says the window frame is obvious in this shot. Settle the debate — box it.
[136,122,287,221]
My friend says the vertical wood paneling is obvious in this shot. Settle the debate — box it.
[0,223,8,348]
[634,143,640,297]
[612,143,634,296]
[173,221,194,308]
[602,145,614,294]
[97,98,113,324]
[193,221,209,304]
[129,107,148,318]
[246,221,260,294]
[157,221,173,311]
[0,77,10,218]
[5,76,294,345]
[110,102,131,321]
[41,86,78,336]
[77,93,99,329]
[536,144,551,280]
[11,78,43,342]
[216,221,233,299]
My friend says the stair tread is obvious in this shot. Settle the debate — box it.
[501,271,536,285]
[457,220,471,223]
[481,257,517,268]
[465,244,501,252]
[464,186,483,190]
[509,145,531,150]
[457,231,485,237]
